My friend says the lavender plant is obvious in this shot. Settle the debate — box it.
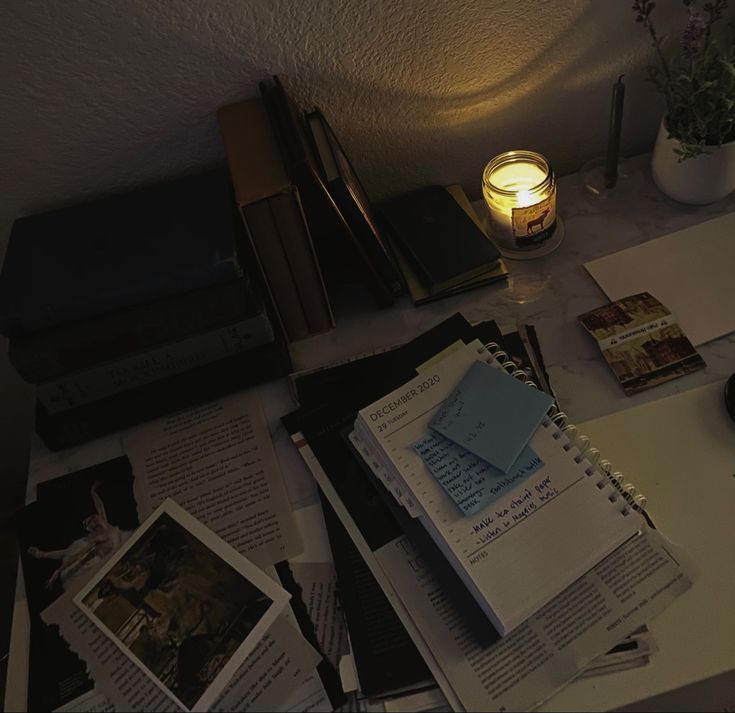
[633,0,735,159]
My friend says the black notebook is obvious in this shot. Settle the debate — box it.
[380,185,503,295]
[305,108,404,301]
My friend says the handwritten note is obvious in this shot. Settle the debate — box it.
[413,431,544,516]
[429,360,553,472]
[468,474,561,550]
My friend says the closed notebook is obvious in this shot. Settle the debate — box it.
[305,108,405,301]
[0,169,240,337]
[384,185,508,307]
[380,185,502,294]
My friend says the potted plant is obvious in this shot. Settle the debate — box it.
[634,0,735,204]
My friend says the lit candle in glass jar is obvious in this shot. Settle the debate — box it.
[482,150,563,258]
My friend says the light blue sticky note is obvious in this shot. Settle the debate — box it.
[429,360,553,473]
[414,431,544,516]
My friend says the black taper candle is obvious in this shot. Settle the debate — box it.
[604,75,625,189]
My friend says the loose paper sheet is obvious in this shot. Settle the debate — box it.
[290,561,349,670]
[429,360,552,472]
[374,529,691,712]
[44,592,323,713]
[297,430,692,712]
[9,389,325,713]
[583,212,735,346]
[125,391,302,568]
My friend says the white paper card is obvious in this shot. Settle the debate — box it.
[584,213,735,346]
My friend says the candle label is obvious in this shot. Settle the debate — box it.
[511,195,556,248]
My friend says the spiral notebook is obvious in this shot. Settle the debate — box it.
[350,340,646,635]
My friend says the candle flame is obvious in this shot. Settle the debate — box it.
[516,190,536,208]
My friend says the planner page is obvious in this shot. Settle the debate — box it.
[356,342,644,634]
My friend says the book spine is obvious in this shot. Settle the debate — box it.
[242,201,310,342]
[36,313,275,413]
[333,183,404,297]
[34,338,293,451]
[9,278,260,383]
[270,191,334,334]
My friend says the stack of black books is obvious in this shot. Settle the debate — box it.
[0,168,292,450]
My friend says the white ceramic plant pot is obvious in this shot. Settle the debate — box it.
[651,119,735,205]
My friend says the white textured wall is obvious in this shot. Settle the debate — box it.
[0,0,701,256]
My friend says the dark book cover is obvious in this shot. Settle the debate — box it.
[217,98,314,342]
[9,277,266,383]
[305,109,404,299]
[35,333,292,450]
[291,348,398,409]
[259,76,400,308]
[292,313,481,409]
[0,168,241,337]
[380,185,502,294]
[319,497,432,697]
[18,457,140,712]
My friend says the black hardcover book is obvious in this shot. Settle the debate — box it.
[0,168,241,337]
[292,313,481,408]
[380,185,502,294]
[259,76,400,308]
[305,109,404,299]
[9,276,264,383]
[35,333,292,450]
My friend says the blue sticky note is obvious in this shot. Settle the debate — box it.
[414,431,544,516]
[429,361,553,473]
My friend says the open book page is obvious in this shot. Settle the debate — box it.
[43,590,323,712]
[125,390,302,568]
[374,528,691,712]
[355,341,644,634]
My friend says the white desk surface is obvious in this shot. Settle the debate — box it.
[4,152,735,711]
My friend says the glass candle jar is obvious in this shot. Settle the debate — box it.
[482,150,563,258]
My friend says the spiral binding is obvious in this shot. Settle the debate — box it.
[482,340,646,514]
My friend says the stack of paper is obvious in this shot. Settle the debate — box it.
[351,340,645,635]
[11,391,340,713]
[285,314,693,711]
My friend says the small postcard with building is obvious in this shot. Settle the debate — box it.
[73,498,290,712]
[578,292,705,395]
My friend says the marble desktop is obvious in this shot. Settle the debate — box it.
[291,152,735,426]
